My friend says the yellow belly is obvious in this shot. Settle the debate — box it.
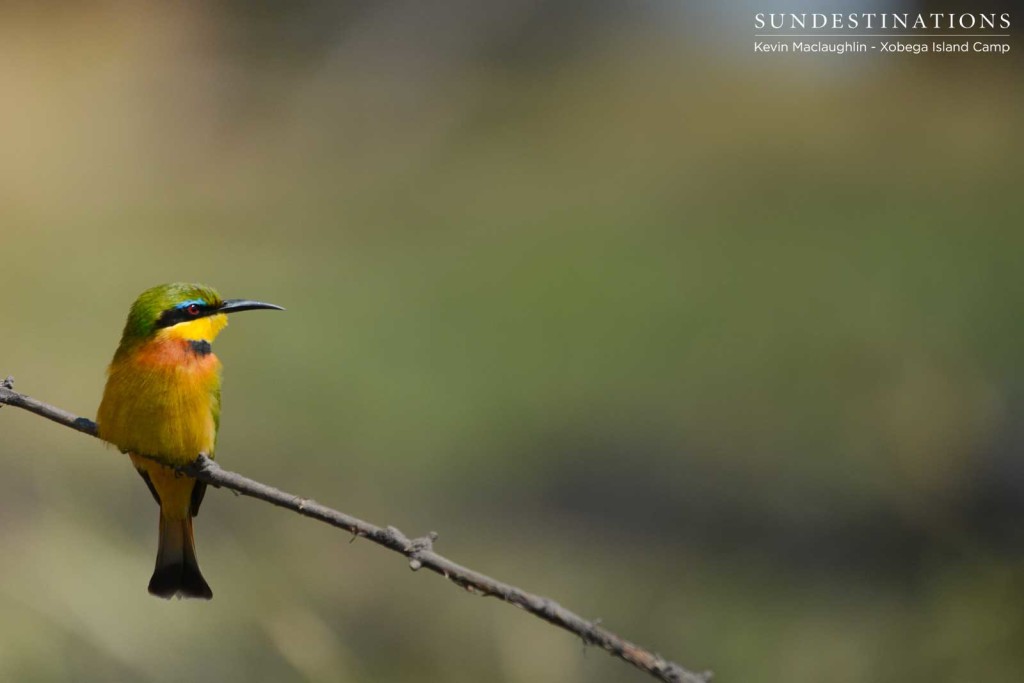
[97,341,221,466]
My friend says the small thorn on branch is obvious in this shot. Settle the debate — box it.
[406,531,436,571]
[409,531,437,553]
[0,377,14,411]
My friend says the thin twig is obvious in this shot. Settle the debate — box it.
[0,376,710,683]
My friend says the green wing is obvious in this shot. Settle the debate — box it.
[210,380,221,460]
[190,382,220,517]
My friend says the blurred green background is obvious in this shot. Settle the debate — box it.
[1,2,1022,682]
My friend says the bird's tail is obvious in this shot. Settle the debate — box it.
[149,512,213,600]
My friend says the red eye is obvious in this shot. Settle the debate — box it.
[186,303,201,316]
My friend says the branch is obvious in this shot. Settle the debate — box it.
[0,376,710,683]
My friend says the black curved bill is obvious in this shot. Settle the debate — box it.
[219,299,285,314]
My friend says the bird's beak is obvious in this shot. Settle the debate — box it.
[218,299,285,314]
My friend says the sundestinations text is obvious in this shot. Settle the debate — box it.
[754,12,1010,31]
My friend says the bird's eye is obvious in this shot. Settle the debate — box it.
[186,303,201,316]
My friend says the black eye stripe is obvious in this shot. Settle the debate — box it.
[155,303,216,329]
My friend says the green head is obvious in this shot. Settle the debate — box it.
[117,282,283,351]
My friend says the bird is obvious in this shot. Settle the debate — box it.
[96,283,283,599]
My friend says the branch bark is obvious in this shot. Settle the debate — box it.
[0,375,710,683]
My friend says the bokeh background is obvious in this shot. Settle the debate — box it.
[1,2,1022,681]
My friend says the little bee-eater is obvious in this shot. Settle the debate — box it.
[97,283,283,599]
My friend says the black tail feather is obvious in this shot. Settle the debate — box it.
[149,513,213,600]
